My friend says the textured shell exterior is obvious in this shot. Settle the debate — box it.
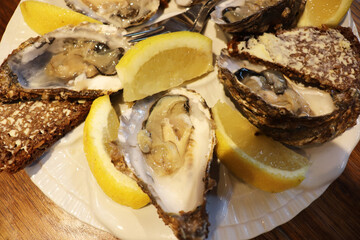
[211,0,306,34]
[0,23,129,102]
[217,50,360,146]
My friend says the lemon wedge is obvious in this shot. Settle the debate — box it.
[116,31,213,102]
[212,101,310,192]
[297,0,353,27]
[20,0,101,35]
[83,95,150,208]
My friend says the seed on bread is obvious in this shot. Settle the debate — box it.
[0,99,92,173]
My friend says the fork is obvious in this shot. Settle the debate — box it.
[125,0,221,43]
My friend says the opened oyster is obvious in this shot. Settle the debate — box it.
[0,23,130,102]
[65,0,160,28]
[115,88,216,239]
[211,0,306,33]
[217,49,360,146]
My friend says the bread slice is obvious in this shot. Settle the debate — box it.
[0,99,92,173]
[228,26,360,91]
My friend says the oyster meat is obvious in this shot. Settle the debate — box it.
[210,0,306,34]
[216,27,360,146]
[65,0,160,28]
[217,48,360,146]
[0,23,130,102]
[115,88,216,240]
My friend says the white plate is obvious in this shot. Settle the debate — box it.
[1,1,359,239]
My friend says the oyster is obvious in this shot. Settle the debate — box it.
[210,0,306,34]
[0,23,130,102]
[116,88,216,240]
[217,49,360,146]
[65,0,160,28]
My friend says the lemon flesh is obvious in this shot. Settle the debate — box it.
[212,101,309,193]
[20,0,101,35]
[298,0,353,27]
[83,95,150,209]
[116,31,213,102]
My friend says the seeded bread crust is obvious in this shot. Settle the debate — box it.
[228,26,360,91]
[0,99,92,173]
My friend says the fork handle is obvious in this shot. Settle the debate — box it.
[191,0,222,33]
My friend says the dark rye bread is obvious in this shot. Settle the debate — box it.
[228,26,360,91]
[0,99,92,173]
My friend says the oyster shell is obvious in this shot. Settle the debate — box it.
[116,88,216,240]
[65,0,160,28]
[217,49,360,146]
[0,23,130,102]
[210,0,306,34]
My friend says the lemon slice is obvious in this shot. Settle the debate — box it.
[20,0,101,35]
[116,31,213,102]
[83,95,150,208]
[297,0,353,27]
[212,101,310,192]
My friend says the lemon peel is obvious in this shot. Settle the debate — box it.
[298,0,353,27]
[116,31,213,102]
[212,101,309,192]
[20,0,101,35]
[83,95,150,208]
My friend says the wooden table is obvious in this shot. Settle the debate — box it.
[0,1,359,239]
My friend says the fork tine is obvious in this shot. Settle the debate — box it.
[124,25,164,37]
[125,0,220,44]
[126,26,169,43]
[128,31,171,43]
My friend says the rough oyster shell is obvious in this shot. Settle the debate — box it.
[211,0,306,34]
[0,23,130,102]
[217,48,360,146]
[115,88,216,239]
[65,0,160,28]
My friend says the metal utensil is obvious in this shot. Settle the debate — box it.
[125,0,221,43]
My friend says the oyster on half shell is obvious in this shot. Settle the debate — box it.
[211,0,306,34]
[115,88,216,240]
[65,0,160,28]
[217,49,360,146]
[0,23,130,102]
